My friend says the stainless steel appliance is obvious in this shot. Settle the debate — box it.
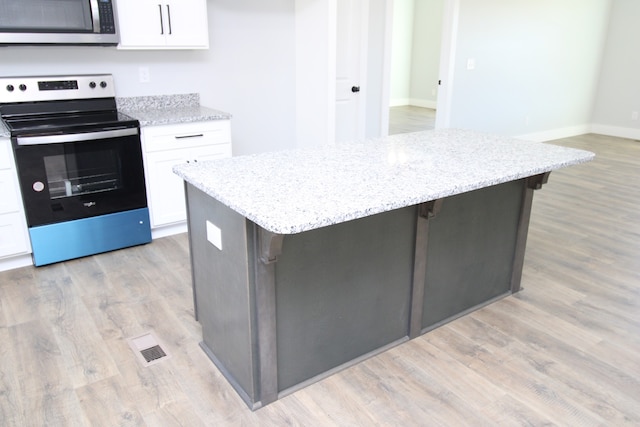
[0,0,119,46]
[0,74,151,266]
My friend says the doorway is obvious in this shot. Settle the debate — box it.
[388,0,445,135]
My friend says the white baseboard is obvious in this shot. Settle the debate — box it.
[0,254,33,272]
[151,222,188,239]
[590,124,640,141]
[409,98,437,109]
[517,124,640,143]
[389,98,437,109]
[389,98,409,107]
[515,125,591,142]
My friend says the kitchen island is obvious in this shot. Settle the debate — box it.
[173,129,593,410]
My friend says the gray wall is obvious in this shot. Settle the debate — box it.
[449,0,612,138]
[1,0,297,156]
[390,0,415,105]
[2,0,636,154]
[409,0,444,108]
[366,0,392,138]
[592,0,640,138]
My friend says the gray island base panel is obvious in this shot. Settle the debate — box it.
[175,129,594,410]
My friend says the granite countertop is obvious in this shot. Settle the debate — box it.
[117,93,231,127]
[173,128,594,235]
[1,94,230,137]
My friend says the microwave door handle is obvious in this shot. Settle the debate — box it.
[90,0,100,33]
[166,5,172,35]
[16,128,139,146]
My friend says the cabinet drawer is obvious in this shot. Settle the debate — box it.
[143,121,231,153]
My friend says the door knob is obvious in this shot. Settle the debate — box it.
[351,86,360,93]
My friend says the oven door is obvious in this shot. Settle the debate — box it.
[13,127,148,228]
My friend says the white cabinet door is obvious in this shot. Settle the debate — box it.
[145,149,190,227]
[116,1,166,47]
[0,138,31,258]
[0,169,21,214]
[163,0,209,48]
[116,0,209,49]
[142,121,232,228]
[0,213,30,258]
[145,144,231,227]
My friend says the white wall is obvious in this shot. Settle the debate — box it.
[449,0,612,139]
[365,0,393,138]
[390,0,415,105]
[295,0,336,148]
[409,0,444,109]
[2,0,634,153]
[203,0,296,154]
[0,0,297,156]
[389,0,443,109]
[592,0,640,140]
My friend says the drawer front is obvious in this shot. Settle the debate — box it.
[143,121,231,153]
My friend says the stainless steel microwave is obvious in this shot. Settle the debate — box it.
[0,0,119,46]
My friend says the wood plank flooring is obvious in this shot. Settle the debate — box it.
[1,133,639,426]
[389,105,436,135]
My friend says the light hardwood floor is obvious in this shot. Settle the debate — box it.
[1,133,639,426]
[389,105,436,135]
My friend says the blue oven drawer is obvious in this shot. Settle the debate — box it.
[29,207,152,266]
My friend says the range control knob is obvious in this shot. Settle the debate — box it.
[6,84,14,92]
[19,84,27,91]
[100,81,108,88]
[89,81,97,89]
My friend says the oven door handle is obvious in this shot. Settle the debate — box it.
[16,128,139,146]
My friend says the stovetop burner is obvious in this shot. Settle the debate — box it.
[4,110,139,136]
[0,74,139,137]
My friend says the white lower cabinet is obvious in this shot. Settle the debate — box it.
[142,121,232,231]
[0,138,31,260]
[0,212,30,258]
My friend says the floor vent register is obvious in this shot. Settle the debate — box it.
[127,331,171,367]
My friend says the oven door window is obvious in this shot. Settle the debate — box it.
[0,0,93,33]
[44,149,122,200]
[13,133,147,227]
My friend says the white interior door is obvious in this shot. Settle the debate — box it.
[335,0,369,143]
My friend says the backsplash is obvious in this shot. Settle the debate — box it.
[116,93,200,111]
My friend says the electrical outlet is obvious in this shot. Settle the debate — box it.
[139,67,150,83]
[632,111,639,121]
[466,58,476,70]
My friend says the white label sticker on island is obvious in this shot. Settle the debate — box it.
[206,220,222,250]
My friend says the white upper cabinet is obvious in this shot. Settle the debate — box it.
[116,0,209,49]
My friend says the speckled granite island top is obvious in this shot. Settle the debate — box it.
[173,129,594,234]
[117,93,231,127]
